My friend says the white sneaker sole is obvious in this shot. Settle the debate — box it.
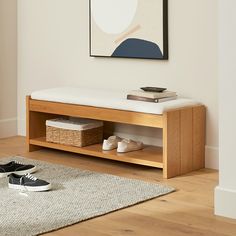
[117,145,143,153]
[8,183,52,192]
[102,146,117,151]
[0,166,37,178]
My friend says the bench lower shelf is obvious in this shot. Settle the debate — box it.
[29,137,163,168]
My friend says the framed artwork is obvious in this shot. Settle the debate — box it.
[89,0,168,60]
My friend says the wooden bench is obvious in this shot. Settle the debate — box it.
[26,96,206,179]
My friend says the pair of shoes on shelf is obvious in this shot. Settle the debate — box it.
[102,136,143,153]
[0,161,51,192]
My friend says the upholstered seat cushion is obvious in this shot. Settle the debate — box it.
[31,87,200,115]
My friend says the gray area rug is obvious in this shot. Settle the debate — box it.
[0,156,175,236]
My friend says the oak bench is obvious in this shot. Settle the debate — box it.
[26,88,206,178]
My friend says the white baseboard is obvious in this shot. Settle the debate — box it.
[17,118,26,136]
[205,145,219,170]
[0,118,17,138]
[215,186,236,219]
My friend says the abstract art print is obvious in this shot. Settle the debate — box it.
[89,0,168,60]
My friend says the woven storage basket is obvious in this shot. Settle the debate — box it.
[46,118,103,147]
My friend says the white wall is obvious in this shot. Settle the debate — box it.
[0,0,17,138]
[215,0,236,219]
[17,0,218,168]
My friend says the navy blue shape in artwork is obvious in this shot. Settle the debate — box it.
[111,38,163,59]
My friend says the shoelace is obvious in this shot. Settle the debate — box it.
[19,173,37,197]
[13,160,24,165]
[122,139,131,143]
[24,173,37,181]
[19,173,37,188]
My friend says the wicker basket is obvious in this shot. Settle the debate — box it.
[46,118,103,147]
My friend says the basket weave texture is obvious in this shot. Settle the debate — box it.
[46,126,103,147]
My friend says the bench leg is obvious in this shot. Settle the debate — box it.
[26,96,57,152]
[27,144,43,152]
[163,106,206,179]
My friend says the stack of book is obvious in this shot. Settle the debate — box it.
[127,89,177,103]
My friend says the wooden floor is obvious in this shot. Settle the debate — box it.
[1,136,236,236]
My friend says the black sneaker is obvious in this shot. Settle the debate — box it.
[0,161,37,178]
[8,173,52,192]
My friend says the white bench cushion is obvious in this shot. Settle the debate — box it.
[31,87,200,115]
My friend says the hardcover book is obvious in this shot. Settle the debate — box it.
[128,90,177,99]
[127,95,177,103]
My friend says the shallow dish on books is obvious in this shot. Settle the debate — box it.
[140,87,167,92]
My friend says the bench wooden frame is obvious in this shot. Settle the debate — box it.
[26,96,206,179]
